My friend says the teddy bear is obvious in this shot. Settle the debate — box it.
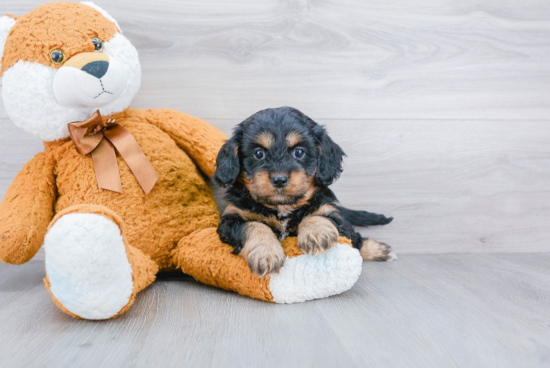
[0,2,363,320]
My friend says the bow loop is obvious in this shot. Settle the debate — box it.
[68,110,159,194]
[67,111,106,155]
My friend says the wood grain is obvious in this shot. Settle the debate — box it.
[212,119,550,255]
[1,254,549,367]
[1,0,550,120]
[1,2,550,254]
[1,2,549,366]
[2,118,549,258]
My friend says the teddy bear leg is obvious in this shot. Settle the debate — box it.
[43,205,158,320]
[171,228,363,303]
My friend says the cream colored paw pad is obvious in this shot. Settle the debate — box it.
[44,213,133,320]
[269,243,363,303]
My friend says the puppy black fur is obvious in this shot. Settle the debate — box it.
[214,107,394,275]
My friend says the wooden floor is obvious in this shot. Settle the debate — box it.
[1,0,550,367]
[2,0,550,257]
[1,254,549,368]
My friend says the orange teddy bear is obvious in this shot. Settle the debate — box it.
[0,2,363,319]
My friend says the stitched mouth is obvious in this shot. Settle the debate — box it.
[93,79,114,99]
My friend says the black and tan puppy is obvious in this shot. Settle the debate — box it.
[213,107,395,276]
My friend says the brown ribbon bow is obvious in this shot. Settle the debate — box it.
[68,110,158,194]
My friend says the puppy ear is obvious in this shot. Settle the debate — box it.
[213,128,242,188]
[313,125,345,186]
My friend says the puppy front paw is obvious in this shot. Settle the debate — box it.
[297,216,339,255]
[240,222,286,277]
[244,242,286,277]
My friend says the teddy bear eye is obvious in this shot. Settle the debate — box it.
[92,38,104,52]
[50,49,65,64]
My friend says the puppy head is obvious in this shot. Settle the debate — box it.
[213,107,345,205]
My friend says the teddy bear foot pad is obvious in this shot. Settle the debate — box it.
[44,213,134,320]
[269,243,363,303]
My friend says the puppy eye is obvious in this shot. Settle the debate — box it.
[292,148,305,159]
[254,149,266,160]
[50,49,65,65]
[92,38,104,52]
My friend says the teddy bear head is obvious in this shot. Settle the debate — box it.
[0,2,141,141]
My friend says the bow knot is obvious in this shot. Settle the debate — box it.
[68,110,159,194]
[91,124,103,134]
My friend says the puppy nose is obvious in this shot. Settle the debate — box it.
[271,175,289,188]
[82,60,109,79]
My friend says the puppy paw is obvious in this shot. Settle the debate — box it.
[360,239,397,261]
[245,243,286,277]
[297,216,339,255]
[241,222,286,277]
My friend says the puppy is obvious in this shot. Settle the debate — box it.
[213,107,395,277]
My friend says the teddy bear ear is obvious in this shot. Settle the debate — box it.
[81,2,123,33]
[0,16,17,73]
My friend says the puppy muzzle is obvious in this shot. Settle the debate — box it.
[271,174,289,189]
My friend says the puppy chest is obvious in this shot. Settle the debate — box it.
[256,215,298,240]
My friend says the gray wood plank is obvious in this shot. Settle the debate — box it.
[2,119,549,257]
[2,0,550,256]
[315,253,550,368]
[1,0,549,120]
[1,253,549,367]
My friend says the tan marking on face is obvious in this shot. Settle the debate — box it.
[1,2,118,75]
[360,239,395,261]
[245,169,316,211]
[286,131,302,147]
[256,132,275,149]
[244,171,276,202]
[285,171,313,198]
[64,52,109,69]
[240,222,285,277]
[297,216,338,254]
[272,185,317,216]
[223,204,281,230]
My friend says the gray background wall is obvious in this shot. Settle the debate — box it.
[1,0,549,258]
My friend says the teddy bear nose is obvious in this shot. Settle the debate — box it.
[81,60,109,79]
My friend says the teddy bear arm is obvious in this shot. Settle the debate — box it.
[172,228,363,303]
[0,152,56,264]
[144,109,227,178]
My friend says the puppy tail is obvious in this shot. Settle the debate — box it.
[334,205,393,227]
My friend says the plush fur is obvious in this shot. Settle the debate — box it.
[172,228,363,304]
[214,107,395,276]
[269,242,363,303]
[0,17,16,66]
[45,213,135,320]
[0,2,366,318]
[1,2,140,141]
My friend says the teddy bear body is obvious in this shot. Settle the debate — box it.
[48,108,220,269]
[0,2,364,320]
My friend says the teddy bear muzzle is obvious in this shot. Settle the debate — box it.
[52,52,129,108]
